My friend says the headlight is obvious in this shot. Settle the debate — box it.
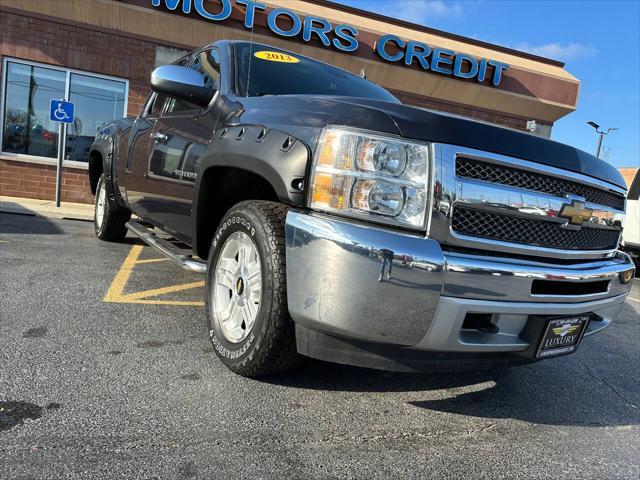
[309,127,431,229]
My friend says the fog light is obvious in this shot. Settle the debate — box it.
[620,268,635,284]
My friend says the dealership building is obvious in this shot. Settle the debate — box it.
[0,0,581,203]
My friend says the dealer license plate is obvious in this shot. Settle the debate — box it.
[536,315,590,358]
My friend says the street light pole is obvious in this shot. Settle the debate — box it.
[595,131,604,158]
[587,121,618,159]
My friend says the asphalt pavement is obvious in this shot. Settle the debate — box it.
[1,212,639,479]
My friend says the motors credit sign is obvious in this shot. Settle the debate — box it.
[151,0,510,86]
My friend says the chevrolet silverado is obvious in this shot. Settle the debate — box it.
[89,40,635,376]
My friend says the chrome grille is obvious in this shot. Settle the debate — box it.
[452,206,621,251]
[456,157,625,210]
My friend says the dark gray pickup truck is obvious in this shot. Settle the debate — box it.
[89,40,635,376]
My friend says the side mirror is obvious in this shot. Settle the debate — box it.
[150,65,213,108]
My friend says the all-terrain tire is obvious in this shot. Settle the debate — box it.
[94,174,130,242]
[206,200,300,377]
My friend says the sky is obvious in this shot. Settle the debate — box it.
[332,0,640,168]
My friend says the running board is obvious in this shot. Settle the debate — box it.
[126,221,207,274]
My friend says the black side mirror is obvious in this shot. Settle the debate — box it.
[150,65,213,108]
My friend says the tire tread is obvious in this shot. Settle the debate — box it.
[212,200,300,377]
[95,174,130,242]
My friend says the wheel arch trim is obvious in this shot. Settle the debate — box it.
[192,126,309,258]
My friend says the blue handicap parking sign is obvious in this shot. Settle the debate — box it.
[49,99,75,124]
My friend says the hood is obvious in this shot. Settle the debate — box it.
[232,95,625,189]
[328,97,626,189]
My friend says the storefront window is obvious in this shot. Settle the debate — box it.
[1,59,128,163]
[66,73,126,161]
[2,62,66,158]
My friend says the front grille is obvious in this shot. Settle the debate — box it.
[452,206,621,251]
[456,157,625,210]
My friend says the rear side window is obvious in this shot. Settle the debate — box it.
[234,42,398,103]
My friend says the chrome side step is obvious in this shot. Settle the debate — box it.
[126,221,207,274]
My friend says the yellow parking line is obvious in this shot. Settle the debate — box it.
[0,240,9,243]
[627,297,640,303]
[125,280,205,300]
[104,245,142,302]
[104,245,205,306]
[111,299,205,306]
[135,258,169,264]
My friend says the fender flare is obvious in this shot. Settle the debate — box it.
[88,140,112,194]
[89,121,133,208]
[192,125,310,254]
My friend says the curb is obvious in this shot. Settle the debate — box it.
[0,196,94,222]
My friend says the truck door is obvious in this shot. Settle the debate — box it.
[143,48,222,243]
[118,92,165,219]
[119,55,191,219]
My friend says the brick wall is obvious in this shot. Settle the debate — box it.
[392,90,549,132]
[619,167,639,189]
[0,159,93,204]
[0,9,163,116]
[0,9,173,204]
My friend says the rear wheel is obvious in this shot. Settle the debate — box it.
[94,174,130,242]
[206,200,300,376]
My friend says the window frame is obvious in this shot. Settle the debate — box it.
[0,57,129,169]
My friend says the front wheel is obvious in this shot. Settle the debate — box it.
[94,174,130,242]
[206,201,300,377]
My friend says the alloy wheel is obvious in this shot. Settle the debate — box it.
[95,180,106,229]
[212,231,262,343]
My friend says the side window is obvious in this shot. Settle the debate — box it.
[144,56,189,119]
[165,48,220,115]
[149,141,205,182]
[149,137,189,180]
[203,48,221,91]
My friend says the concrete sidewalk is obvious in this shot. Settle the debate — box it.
[0,195,93,221]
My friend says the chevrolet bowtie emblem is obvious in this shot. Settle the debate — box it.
[558,200,593,226]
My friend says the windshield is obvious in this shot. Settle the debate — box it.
[234,43,399,103]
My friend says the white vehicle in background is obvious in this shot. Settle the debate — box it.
[622,169,640,267]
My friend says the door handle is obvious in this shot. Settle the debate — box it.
[151,132,168,143]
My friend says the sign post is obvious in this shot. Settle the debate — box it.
[49,99,75,207]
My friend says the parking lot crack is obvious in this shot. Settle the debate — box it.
[581,360,638,410]
[464,422,496,437]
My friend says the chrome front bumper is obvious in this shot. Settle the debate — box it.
[285,211,634,358]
